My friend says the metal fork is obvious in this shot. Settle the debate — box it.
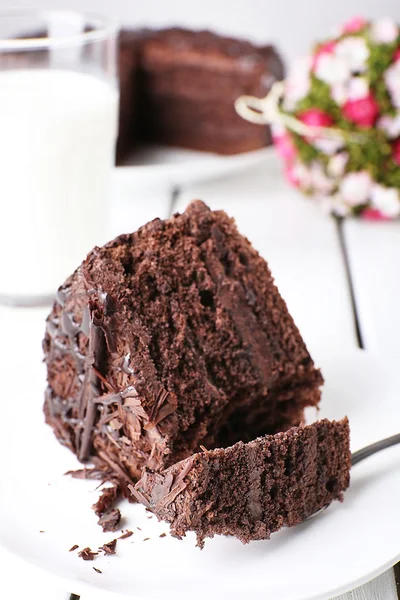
[309,432,400,520]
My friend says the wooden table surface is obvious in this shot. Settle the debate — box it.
[3,157,399,599]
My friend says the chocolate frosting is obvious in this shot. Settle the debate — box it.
[43,257,178,483]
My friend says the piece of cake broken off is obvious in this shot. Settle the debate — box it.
[43,200,323,492]
[131,419,351,547]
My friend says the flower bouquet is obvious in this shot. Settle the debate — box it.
[236,17,400,219]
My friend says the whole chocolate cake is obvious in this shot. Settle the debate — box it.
[116,28,284,161]
[132,418,351,547]
[44,201,322,488]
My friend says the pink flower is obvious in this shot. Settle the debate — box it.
[362,208,390,221]
[284,164,300,187]
[284,162,311,189]
[273,132,297,162]
[298,109,333,141]
[312,41,336,71]
[299,108,333,128]
[342,94,379,127]
[342,16,367,34]
[392,139,400,165]
[394,48,400,61]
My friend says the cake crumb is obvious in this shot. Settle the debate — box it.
[118,530,133,540]
[143,537,150,541]
[78,547,98,561]
[69,544,79,552]
[100,539,117,555]
[159,533,167,538]
[97,508,121,532]
[93,485,119,517]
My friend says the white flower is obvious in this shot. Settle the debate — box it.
[370,18,398,44]
[370,184,400,217]
[312,137,344,155]
[328,152,349,178]
[310,161,334,195]
[283,56,312,111]
[316,38,369,87]
[377,114,400,138]
[339,171,372,206]
[331,83,347,105]
[385,61,400,108]
[335,37,369,73]
[309,162,334,194]
[347,77,369,100]
[315,53,350,85]
[331,77,369,106]
[293,161,312,189]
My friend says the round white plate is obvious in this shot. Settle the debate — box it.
[0,308,399,600]
[117,145,275,186]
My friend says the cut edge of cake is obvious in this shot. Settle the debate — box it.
[130,418,351,547]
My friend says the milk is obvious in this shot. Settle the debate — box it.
[0,69,118,302]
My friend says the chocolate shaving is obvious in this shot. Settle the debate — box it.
[92,485,119,517]
[97,450,133,494]
[78,547,98,561]
[155,479,188,511]
[93,567,102,574]
[69,544,79,552]
[76,303,107,462]
[100,539,117,555]
[65,467,107,480]
[143,537,150,541]
[118,530,133,539]
[128,483,150,509]
[146,389,178,428]
[159,533,166,538]
[97,508,121,532]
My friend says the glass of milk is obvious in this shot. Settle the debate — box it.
[0,11,119,305]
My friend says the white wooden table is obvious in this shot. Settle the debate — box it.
[3,158,399,600]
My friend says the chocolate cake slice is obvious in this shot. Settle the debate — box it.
[44,200,322,486]
[116,28,284,161]
[131,418,351,547]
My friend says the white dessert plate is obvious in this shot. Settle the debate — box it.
[117,145,275,186]
[0,307,399,600]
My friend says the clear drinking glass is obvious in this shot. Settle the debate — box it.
[0,11,119,305]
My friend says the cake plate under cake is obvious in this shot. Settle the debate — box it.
[117,145,275,186]
[0,306,399,600]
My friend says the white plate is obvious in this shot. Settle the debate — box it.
[117,145,275,186]
[0,308,399,600]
